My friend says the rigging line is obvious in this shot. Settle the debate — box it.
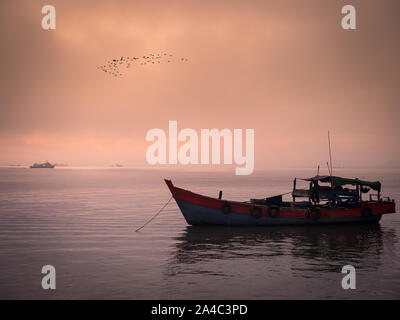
[135,196,173,232]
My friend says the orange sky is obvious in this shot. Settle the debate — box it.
[0,0,399,169]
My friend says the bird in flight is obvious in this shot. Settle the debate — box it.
[97,52,189,77]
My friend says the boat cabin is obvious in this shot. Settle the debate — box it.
[292,175,382,207]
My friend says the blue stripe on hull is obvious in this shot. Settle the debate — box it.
[175,200,382,226]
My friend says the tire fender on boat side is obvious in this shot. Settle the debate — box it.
[267,205,280,218]
[307,207,321,221]
[221,201,232,214]
[250,206,263,219]
[361,206,372,218]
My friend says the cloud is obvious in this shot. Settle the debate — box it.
[0,0,399,167]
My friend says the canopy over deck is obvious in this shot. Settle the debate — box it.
[301,175,381,192]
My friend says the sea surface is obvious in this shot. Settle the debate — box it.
[0,167,399,299]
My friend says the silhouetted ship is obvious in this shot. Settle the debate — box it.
[30,162,55,169]
[110,163,124,167]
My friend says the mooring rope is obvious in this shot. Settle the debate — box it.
[135,196,173,232]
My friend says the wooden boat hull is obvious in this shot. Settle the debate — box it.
[165,180,395,226]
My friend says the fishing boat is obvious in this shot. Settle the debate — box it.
[165,176,396,226]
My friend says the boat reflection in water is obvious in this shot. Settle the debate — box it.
[163,224,397,299]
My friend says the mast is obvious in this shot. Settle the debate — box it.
[328,131,333,177]
[326,162,332,178]
[327,131,334,189]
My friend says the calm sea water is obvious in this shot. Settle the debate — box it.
[0,167,399,299]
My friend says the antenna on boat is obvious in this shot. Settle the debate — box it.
[327,131,334,188]
[328,131,333,177]
[328,130,333,176]
[326,162,331,176]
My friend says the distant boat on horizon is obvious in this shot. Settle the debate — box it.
[30,162,55,169]
[110,163,124,167]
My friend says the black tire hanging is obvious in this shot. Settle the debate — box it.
[307,207,321,221]
[221,201,232,214]
[361,206,372,218]
[250,206,263,219]
[267,205,280,218]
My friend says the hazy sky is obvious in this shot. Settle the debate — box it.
[0,0,399,169]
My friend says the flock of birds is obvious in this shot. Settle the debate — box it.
[97,53,189,77]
